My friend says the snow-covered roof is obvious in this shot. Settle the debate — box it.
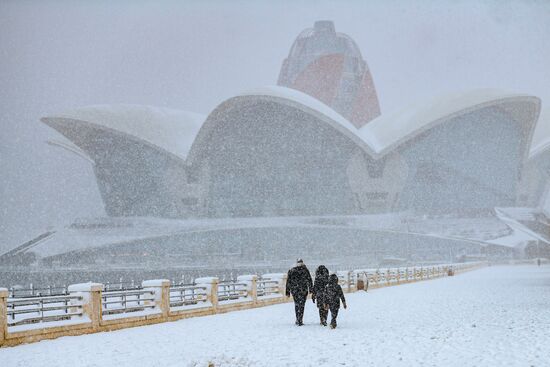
[186,86,379,164]
[42,104,205,161]
[359,89,540,157]
[42,89,540,166]
[530,113,550,159]
[189,86,540,163]
[529,131,550,160]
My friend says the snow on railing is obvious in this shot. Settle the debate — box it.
[257,279,279,297]
[8,285,69,298]
[0,261,487,347]
[217,281,248,302]
[169,284,208,308]
[101,289,156,317]
[6,294,84,328]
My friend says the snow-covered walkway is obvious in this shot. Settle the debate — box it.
[2,266,549,367]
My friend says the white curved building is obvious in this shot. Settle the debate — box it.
[41,87,540,220]
[184,86,540,216]
[16,20,546,268]
[42,104,204,217]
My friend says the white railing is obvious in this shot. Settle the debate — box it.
[257,279,279,297]
[6,294,84,328]
[102,289,156,317]
[217,281,248,302]
[169,285,208,308]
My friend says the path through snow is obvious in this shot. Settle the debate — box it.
[2,265,549,367]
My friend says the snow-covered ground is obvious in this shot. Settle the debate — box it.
[2,265,549,367]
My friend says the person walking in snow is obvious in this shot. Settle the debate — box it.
[325,273,347,329]
[312,265,330,326]
[286,258,313,326]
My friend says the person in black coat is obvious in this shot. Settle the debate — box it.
[325,273,347,329]
[285,258,313,326]
[312,265,330,326]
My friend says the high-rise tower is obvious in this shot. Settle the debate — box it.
[278,20,381,128]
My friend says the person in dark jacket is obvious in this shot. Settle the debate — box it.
[285,258,313,326]
[312,265,330,326]
[325,273,347,329]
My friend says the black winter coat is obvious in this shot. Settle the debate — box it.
[312,265,329,308]
[286,264,313,297]
[325,274,346,309]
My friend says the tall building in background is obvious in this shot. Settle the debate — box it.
[278,20,381,128]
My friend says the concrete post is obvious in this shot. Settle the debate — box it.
[336,271,351,293]
[196,277,218,312]
[237,275,257,305]
[142,279,171,319]
[356,272,365,291]
[0,288,8,345]
[68,282,103,331]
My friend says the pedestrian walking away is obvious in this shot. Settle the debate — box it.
[312,265,330,326]
[325,273,347,329]
[286,258,313,326]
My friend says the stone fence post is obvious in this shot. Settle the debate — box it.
[0,288,8,345]
[142,279,171,319]
[68,282,103,331]
[337,271,352,293]
[196,277,218,312]
[237,275,257,305]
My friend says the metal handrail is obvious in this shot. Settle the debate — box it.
[169,285,208,307]
[102,289,156,316]
[7,295,84,327]
[102,290,153,298]
[8,295,82,306]
[217,282,247,301]
[8,312,84,327]
[257,280,279,297]
[8,286,69,298]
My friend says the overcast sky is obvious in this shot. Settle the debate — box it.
[1,0,549,253]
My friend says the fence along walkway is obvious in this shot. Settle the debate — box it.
[0,262,485,347]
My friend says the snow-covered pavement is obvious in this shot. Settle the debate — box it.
[2,265,549,367]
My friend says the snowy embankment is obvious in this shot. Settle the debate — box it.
[2,266,549,367]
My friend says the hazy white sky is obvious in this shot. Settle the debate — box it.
[1,0,549,252]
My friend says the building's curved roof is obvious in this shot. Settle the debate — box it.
[43,89,540,168]
[360,89,541,157]
[41,104,205,161]
[529,118,550,160]
[186,85,379,165]
[188,86,540,164]
[530,139,550,160]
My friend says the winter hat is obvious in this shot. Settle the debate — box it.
[296,258,304,265]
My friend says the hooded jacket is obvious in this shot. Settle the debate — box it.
[312,265,329,307]
[325,274,346,309]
